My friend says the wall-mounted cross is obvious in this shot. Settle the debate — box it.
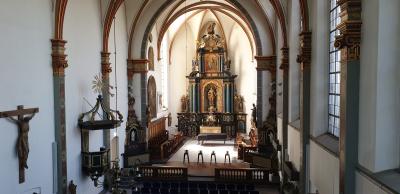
[0,105,39,183]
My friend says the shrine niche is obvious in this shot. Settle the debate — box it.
[148,47,154,71]
[178,22,247,136]
[147,76,157,119]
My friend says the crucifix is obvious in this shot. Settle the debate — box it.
[0,105,39,184]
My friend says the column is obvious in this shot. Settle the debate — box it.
[280,47,290,183]
[334,1,362,193]
[101,52,112,149]
[254,56,277,152]
[51,39,68,194]
[297,31,312,194]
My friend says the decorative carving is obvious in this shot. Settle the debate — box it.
[101,52,112,75]
[0,105,39,183]
[125,96,142,145]
[127,59,149,73]
[51,39,68,76]
[297,31,312,70]
[255,56,276,72]
[279,47,289,71]
[198,22,224,51]
[334,22,361,60]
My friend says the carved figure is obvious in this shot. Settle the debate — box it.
[207,22,216,35]
[7,112,36,170]
[181,95,189,112]
[207,87,216,111]
[234,95,244,113]
[249,121,258,147]
[69,180,77,194]
[251,103,257,125]
[125,97,140,145]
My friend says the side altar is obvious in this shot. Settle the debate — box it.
[178,22,246,137]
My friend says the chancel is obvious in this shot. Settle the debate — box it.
[1,1,399,194]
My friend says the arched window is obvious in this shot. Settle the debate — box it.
[328,0,341,137]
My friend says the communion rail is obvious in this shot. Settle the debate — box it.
[139,166,188,181]
[215,168,272,184]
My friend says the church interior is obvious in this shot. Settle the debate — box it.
[0,0,399,194]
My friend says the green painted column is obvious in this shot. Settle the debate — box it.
[334,1,362,193]
[298,31,312,194]
[51,39,68,194]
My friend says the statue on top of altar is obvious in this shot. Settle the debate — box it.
[198,22,224,51]
[207,87,217,111]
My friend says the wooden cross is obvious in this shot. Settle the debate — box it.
[0,105,39,184]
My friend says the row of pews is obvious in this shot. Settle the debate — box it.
[148,117,185,160]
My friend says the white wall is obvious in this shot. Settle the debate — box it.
[309,141,339,194]
[359,0,400,173]
[0,1,54,193]
[355,171,391,194]
[287,125,301,170]
[64,0,104,193]
[309,0,329,137]
[287,0,300,122]
[108,5,129,167]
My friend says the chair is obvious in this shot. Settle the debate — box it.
[209,189,218,194]
[197,150,204,164]
[180,182,189,188]
[210,151,216,164]
[189,189,199,194]
[224,151,231,164]
[219,190,229,194]
[198,182,207,189]
[183,150,190,163]
[180,189,189,194]
[236,184,245,190]
[226,184,235,190]
[207,183,216,189]
[143,182,152,188]
[189,182,198,189]
[159,188,169,194]
[161,182,170,189]
[152,182,161,188]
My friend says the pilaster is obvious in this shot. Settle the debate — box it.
[334,1,362,193]
[51,39,68,194]
[297,31,312,194]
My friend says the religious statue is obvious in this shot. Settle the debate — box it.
[207,22,216,35]
[192,59,198,71]
[207,87,216,111]
[146,105,151,126]
[68,180,77,194]
[251,103,257,125]
[7,112,36,170]
[167,112,172,127]
[180,95,189,112]
[249,121,258,147]
[234,94,244,113]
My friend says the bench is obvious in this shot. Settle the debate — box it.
[197,133,227,144]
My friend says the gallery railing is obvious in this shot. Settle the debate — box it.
[215,168,273,184]
[139,166,188,181]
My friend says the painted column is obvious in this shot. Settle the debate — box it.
[254,56,277,151]
[280,47,290,184]
[101,52,112,149]
[297,31,312,194]
[334,1,362,193]
[51,39,68,194]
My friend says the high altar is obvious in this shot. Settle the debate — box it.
[178,22,246,137]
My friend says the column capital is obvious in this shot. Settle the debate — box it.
[297,31,312,70]
[51,39,68,76]
[127,59,149,75]
[279,47,289,71]
[335,0,362,60]
[254,55,276,73]
[101,52,112,76]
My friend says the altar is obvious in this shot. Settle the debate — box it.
[200,126,221,134]
[177,22,247,137]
